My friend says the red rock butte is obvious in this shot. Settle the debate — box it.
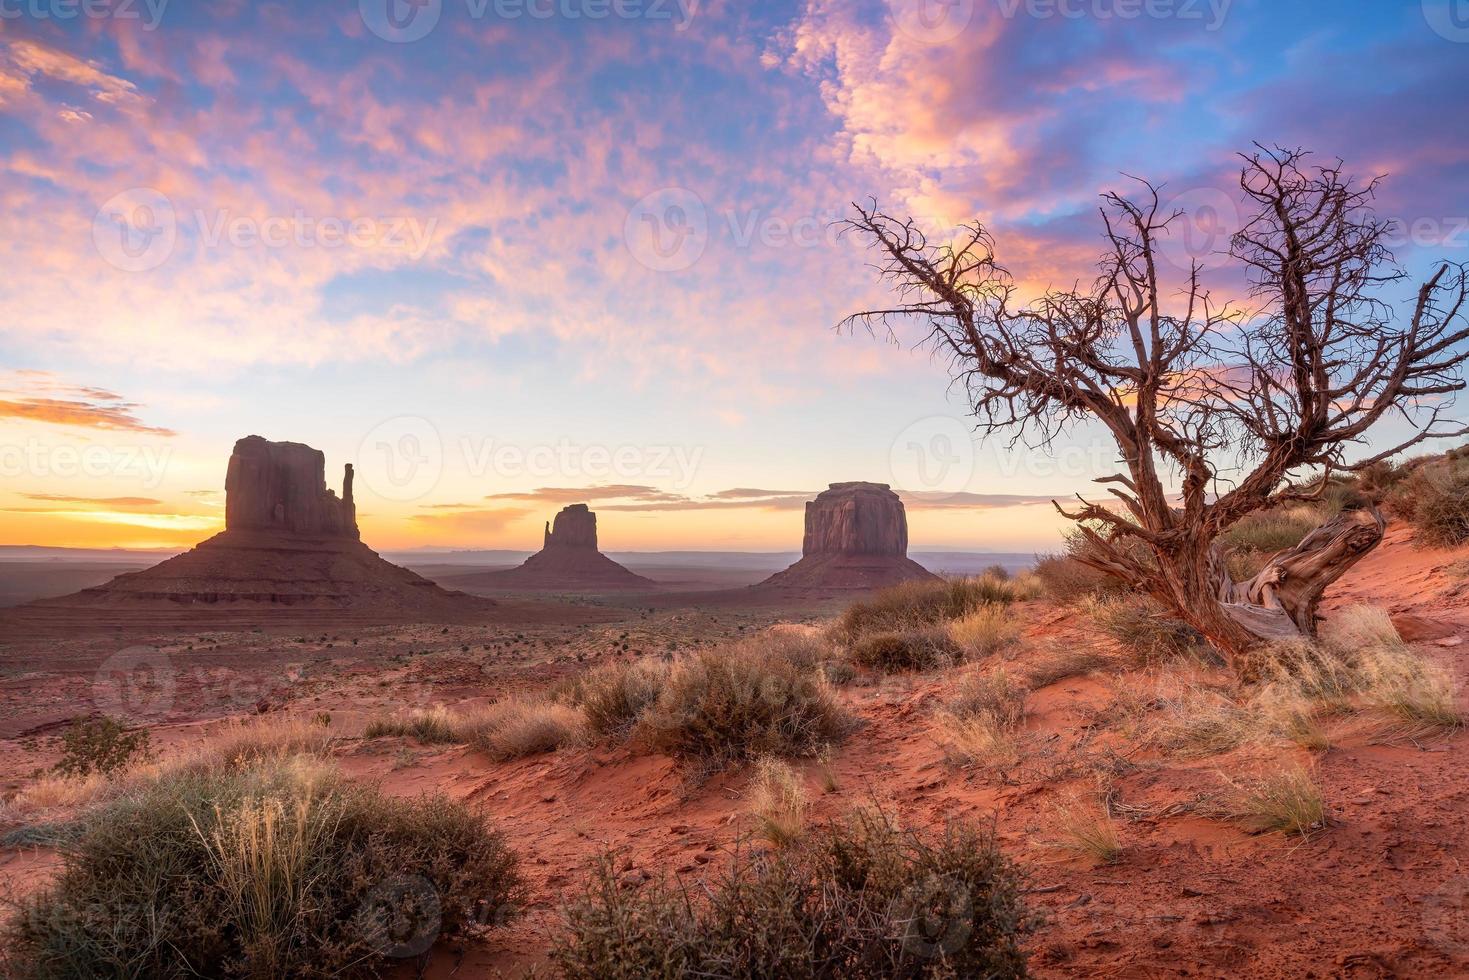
[451,504,655,592]
[12,436,503,625]
[760,482,937,591]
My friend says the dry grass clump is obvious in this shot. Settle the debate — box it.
[1020,644,1113,689]
[948,605,1023,660]
[637,646,854,769]
[552,808,1031,979]
[5,773,113,817]
[934,669,1028,771]
[1032,554,1122,602]
[557,659,669,737]
[1145,686,1260,758]
[1044,797,1123,863]
[2,756,524,979]
[1218,767,1327,837]
[837,574,1032,640]
[747,757,808,846]
[364,705,460,743]
[848,626,958,672]
[1389,454,1469,547]
[462,700,587,762]
[197,714,337,768]
[1081,595,1205,667]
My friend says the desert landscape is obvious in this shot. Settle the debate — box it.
[4,2,1469,977]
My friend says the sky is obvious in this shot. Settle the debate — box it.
[1,0,1466,552]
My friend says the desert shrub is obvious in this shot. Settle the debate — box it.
[1032,554,1113,602]
[198,716,337,768]
[1081,595,1205,666]
[747,757,807,846]
[1019,645,1112,689]
[1219,768,1326,837]
[364,705,459,744]
[637,647,853,768]
[848,627,958,672]
[948,605,1022,660]
[2,757,523,980]
[1389,455,1469,546]
[552,809,1031,979]
[462,700,586,762]
[933,669,1028,771]
[837,574,1026,639]
[52,717,150,778]
[1220,507,1320,556]
[559,659,669,737]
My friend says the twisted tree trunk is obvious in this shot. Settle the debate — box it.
[1209,506,1387,644]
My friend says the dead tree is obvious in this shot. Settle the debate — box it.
[843,146,1469,668]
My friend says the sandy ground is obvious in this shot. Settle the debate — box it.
[1,526,1467,977]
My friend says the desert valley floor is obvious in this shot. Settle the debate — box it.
[1,524,1467,978]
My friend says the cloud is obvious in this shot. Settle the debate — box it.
[0,372,174,435]
[20,494,163,508]
[484,485,692,504]
[900,491,1058,510]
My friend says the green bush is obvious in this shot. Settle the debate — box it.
[52,716,151,778]
[3,758,524,980]
[636,647,853,768]
[553,809,1031,979]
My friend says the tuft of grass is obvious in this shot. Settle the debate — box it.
[1220,507,1321,557]
[636,645,854,769]
[1220,768,1327,837]
[948,605,1023,660]
[935,669,1029,772]
[1081,595,1204,667]
[747,757,807,846]
[2,756,524,979]
[462,700,587,762]
[1032,553,1122,602]
[196,715,337,769]
[364,705,460,743]
[1044,797,1123,863]
[552,808,1031,979]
